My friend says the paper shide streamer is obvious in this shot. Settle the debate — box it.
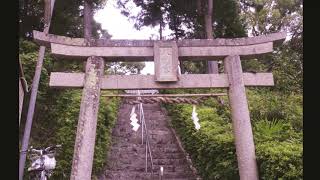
[130,106,140,131]
[192,105,200,130]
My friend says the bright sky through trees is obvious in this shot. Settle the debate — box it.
[94,0,172,75]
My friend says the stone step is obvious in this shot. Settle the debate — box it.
[101,100,197,180]
[111,132,177,144]
[108,141,179,150]
[102,170,152,180]
[109,140,179,149]
[152,164,189,172]
[110,145,180,153]
[106,162,189,173]
[149,129,171,135]
[112,123,168,129]
[152,158,187,165]
[106,157,188,168]
[102,170,196,180]
[110,136,177,145]
[109,150,185,160]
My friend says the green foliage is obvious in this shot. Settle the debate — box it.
[106,61,146,75]
[19,39,39,54]
[19,39,122,179]
[247,89,303,130]
[239,0,303,94]
[214,0,247,38]
[118,0,247,39]
[164,89,302,179]
[49,90,120,179]
[256,141,303,180]
[240,0,302,36]
[165,104,239,179]
[19,0,109,39]
[272,45,303,93]
[49,90,82,179]
[19,39,53,95]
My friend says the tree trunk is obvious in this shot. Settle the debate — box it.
[84,0,93,40]
[205,0,219,74]
[83,0,93,70]
[204,0,213,39]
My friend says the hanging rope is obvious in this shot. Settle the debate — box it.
[126,96,224,105]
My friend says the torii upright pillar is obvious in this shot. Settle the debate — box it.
[70,0,105,179]
[70,56,104,180]
[224,55,259,180]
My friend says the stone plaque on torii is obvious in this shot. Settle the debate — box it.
[33,30,286,180]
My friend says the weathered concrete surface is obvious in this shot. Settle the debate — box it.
[154,41,178,82]
[70,56,105,180]
[51,43,154,59]
[33,30,286,47]
[178,42,273,58]
[224,55,259,180]
[50,42,274,59]
[99,100,197,180]
[49,72,274,89]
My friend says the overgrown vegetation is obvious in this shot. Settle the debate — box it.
[50,90,120,179]
[164,90,302,179]
[19,39,121,179]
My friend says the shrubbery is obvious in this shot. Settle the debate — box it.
[50,90,120,179]
[247,89,303,131]
[164,90,302,180]
[20,39,121,179]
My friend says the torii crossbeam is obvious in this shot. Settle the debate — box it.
[33,30,286,180]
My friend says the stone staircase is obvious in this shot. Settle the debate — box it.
[99,99,198,180]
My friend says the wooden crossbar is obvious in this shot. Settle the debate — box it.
[49,72,274,89]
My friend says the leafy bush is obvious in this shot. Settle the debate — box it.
[247,89,303,131]
[165,104,239,179]
[165,92,302,179]
[50,90,120,179]
[20,39,121,179]
[256,141,302,180]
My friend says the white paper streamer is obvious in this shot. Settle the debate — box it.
[130,106,140,131]
[192,105,201,130]
[177,64,182,75]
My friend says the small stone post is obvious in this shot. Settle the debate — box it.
[224,55,259,180]
[70,56,104,180]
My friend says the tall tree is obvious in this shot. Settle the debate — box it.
[117,0,247,74]
[239,0,303,93]
[203,0,219,73]
[19,0,109,39]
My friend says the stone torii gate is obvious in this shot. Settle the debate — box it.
[33,30,286,180]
